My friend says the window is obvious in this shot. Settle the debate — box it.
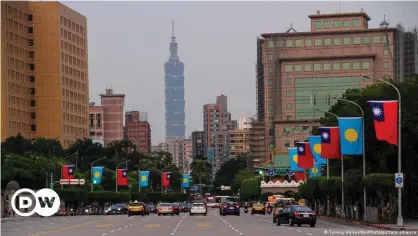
[28,27,33,33]
[283,126,291,135]
[31,125,36,131]
[30,100,36,107]
[268,104,273,111]
[29,64,34,70]
[353,37,361,44]
[28,39,33,46]
[293,127,301,134]
[268,55,273,61]
[314,21,323,29]
[324,21,331,29]
[286,40,293,47]
[353,62,360,70]
[373,35,380,44]
[314,64,321,71]
[305,39,312,47]
[333,38,341,46]
[268,67,273,73]
[383,35,388,43]
[286,78,291,85]
[29,52,34,58]
[30,88,35,95]
[314,38,322,46]
[343,62,350,70]
[324,38,331,46]
[363,36,370,44]
[284,140,290,147]
[29,76,35,82]
[286,116,292,120]
[295,39,303,47]
[28,14,33,21]
[31,113,36,119]
[277,40,284,47]
[268,92,273,98]
[295,64,302,72]
[285,65,293,72]
[268,41,275,48]
[333,63,340,70]
[302,126,310,132]
[333,20,341,28]
[384,49,389,56]
[363,76,369,82]
[352,19,360,27]
[384,62,389,69]
[268,79,273,85]
[286,91,291,97]
[286,103,292,110]
[343,20,350,28]
[362,61,370,69]
[324,64,331,71]
[343,37,351,45]
[304,64,312,71]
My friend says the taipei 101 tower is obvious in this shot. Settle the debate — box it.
[164,21,185,140]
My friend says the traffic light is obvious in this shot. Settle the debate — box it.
[258,170,263,175]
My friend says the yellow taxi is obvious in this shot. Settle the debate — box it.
[128,201,145,217]
[251,203,265,215]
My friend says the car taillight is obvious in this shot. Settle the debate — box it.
[294,212,301,216]
[223,206,227,208]
[158,208,162,210]
[236,205,240,208]
[168,207,173,210]
[311,212,316,216]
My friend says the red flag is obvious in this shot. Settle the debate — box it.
[162,172,171,187]
[296,142,314,168]
[368,100,398,145]
[320,127,341,159]
[117,169,128,186]
[294,172,307,181]
[61,165,75,179]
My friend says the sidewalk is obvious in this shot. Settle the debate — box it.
[320,216,418,231]
[1,217,25,223]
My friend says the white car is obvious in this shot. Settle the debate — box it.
[190,202,207,216]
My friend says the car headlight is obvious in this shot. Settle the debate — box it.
[118,208,121,211]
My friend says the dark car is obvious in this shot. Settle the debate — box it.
[275,205,316,227]
[105,204,128,215]
[221,202,240,216]
[172,203,181,215]
[177,202,187,212]
[147,204,157,213]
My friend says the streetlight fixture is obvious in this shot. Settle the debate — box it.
[116,160,131,193]
[90,156,107,192]
[330,95,368,220]
[60,151,79,189]
[361,74,403,226]
[314,107,345,218]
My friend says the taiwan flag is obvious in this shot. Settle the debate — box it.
[117,169,128,186]
[61,165,75,179]
[296,142,314,168]
[320,127,341,159]
[162,172,171,187]
[368,100,398,146]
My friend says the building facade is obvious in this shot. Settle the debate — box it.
[259,10,405,155]
[167,138,185,169]
[213,120,238,169]
[164,21,185,140]
[100,89,125,146]
[182,139,193,173]
[89,102,104,146]
[228,129,249,159]
[125,111,151,154]
[203,94,231,149]
[1,2,89,148]
[248,118,267,165]
[191,131,205,157]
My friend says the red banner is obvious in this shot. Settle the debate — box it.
[61,165,75,179]
[117,169,128,186]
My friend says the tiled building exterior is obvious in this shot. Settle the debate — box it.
[1,2,89,147]
[99,89,125,146]
[260,11,401,156]
[125,111,151,154]
[89,102,104,145]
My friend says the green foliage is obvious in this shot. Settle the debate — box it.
[214,153,248,190]
[241,178,260,198]
[232,170,254,193]
[189,155,212,185]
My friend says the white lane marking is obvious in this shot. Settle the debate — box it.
[40,224,44,226]
[306,233,312,235]
[124,225,128,227]
[288,228,292,229]
[118,228,122,230]
[129,223,132,225]
[296,230,302,232]
[101,234,107,236]
[110,230,115,232]
[134,221,137,223]
[27,226,32,228]
[12,229,20,231]
[170,213,187,235]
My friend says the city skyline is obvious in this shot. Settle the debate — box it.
[55,2,418,144]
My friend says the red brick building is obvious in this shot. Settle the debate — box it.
[125,111,151,154]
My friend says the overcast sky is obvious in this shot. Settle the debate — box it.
[64,1,417,145]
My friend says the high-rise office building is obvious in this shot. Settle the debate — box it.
[89,102,104,146]
[125,111,151,154]
[203,94,231,149]
[100,89,125,146]
[191,131,205,157]
[1,2,89,148]
[164,21,185,140]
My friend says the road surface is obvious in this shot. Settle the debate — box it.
[1,209,382,236]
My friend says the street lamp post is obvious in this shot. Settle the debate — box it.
[361,74,403,226]
[60,151,79,189]
[116,160,131,193]
[331,95,368,221]
[159,162,180,193]
[314,107,345,218]
[90,156,107,192]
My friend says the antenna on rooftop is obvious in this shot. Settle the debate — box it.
[286,23,297,33]
[380,15,390,28]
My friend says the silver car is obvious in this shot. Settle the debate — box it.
[158,203,174,216]
[190,202,207,216]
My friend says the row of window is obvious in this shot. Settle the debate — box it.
[61,65,87,81]
[60,16,86,36]
[267,34,390,48]
[282,61,379,73]
[314,18,361,30]
[61,53,87,70]
[283,126,316,135]
[62,89,88,103]
[8,121,35,133]
[61,28,87,47]
[7,56,33,71]
[8,95,34,108]
[62,77,88,93]
[5,5,30,22]
[64,113,88,126]
[8,107,34,121]
[6,43,31,60]
[6,31,29,47]
[63,100,88,114]
[5,18,32,35]
[63,124,88,137]
[7,82,34,97]
[61,40,87,58]
[7,69,33,84]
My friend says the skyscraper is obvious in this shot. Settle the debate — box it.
[164,21,185,140]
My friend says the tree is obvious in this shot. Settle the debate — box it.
[214,154,248,187]
[31,137,65,158]
[190,155,212,185]
[241,178,260,199]
[232,170,254,193]
[1,133,32,155]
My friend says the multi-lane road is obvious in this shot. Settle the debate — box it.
[2,209,379,236]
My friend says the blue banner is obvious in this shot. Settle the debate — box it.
[309,162,322,177]
[92,166,104,184]
[308,136,326,165]
[182,174,190,188]
[338,117,363,155]
[139,171,150,187]
[288,148,304,171]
